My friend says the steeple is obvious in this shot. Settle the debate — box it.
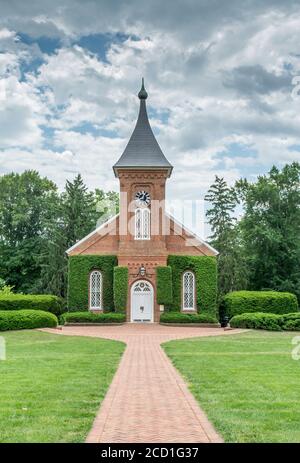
[113,79,173,177]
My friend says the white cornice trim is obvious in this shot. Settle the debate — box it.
[165,212,219,256]
[66,211,218,256]
[66,213,119,255]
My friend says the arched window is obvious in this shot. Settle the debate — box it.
[183,271,195,310]
[135,208,150,240]
[89,270,102,310]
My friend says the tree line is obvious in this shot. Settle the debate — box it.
[0,171,118,298]
[0,162,299,304]
[205,162,300,303]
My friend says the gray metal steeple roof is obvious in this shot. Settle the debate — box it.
[113,79,173,177]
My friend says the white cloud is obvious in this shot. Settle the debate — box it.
[0,76,46,148]
[52,129,123,189]
[0,28,15,40]
[0,1,299,201]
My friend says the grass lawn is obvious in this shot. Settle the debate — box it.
[0,330,125,443]
[163,331,300,443]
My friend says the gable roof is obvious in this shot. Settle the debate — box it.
[66,212,218,256]
[113,79,173,177]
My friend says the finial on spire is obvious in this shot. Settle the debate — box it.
[138,77,148,99]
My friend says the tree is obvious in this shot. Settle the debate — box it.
[0,170,119,298]
[0,171,58,293]
[39,174,95,298]
[205,176,248,300]
[236,162,300,301]
[63,174,97,248]
[94,189,119,227]
[39,175,119,298]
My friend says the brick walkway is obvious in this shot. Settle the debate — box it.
[43,324,244,443]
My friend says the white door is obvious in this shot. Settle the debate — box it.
[131,280,153,322]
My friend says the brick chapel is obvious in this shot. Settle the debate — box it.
[67,80,217,322]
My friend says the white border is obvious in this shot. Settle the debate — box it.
[134,208,151,240]
[89,270,102,310]
[182,271,196,311]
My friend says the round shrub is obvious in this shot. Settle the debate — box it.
[160,312,218,324]
[0,310,58,331]
[62,311,125,324]
[223,291,298,319]
[230,312,282,331]
[0,294,64,315]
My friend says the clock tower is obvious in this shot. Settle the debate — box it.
[113,80,173,289]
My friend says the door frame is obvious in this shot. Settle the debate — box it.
[130,279,154,323]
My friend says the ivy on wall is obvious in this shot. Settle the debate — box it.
[166,255,217,316]
[156,266,173,305]
[68,255,117,311]
[113,266,128,312]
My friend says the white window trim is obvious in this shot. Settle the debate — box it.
[182,271,196,311]
[89,270,102,310]
[135,208,150,240]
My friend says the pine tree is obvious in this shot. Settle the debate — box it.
[205,176,248,301]
[63,174,97,248]
[205,176,237,247]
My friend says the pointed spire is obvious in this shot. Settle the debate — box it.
[138,77,148,99]
[113,79,173,178]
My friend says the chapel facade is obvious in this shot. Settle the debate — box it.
[67,80,218,322]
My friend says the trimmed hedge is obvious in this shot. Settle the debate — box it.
[0,294,63,315]
[281,313,300,331]
[230,312,282,331]
[68,255,117,311]
[166,255,217,317]
[223,290,298,319]
[0,310,58,331]
[156,266,173,305]
[230,312,300,331]
[113,267,128,312]
[62,311,125,324]
[160,312,218,324]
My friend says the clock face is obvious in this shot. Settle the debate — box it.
[135,190,151,206]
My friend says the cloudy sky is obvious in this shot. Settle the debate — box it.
[0,0,300,204]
